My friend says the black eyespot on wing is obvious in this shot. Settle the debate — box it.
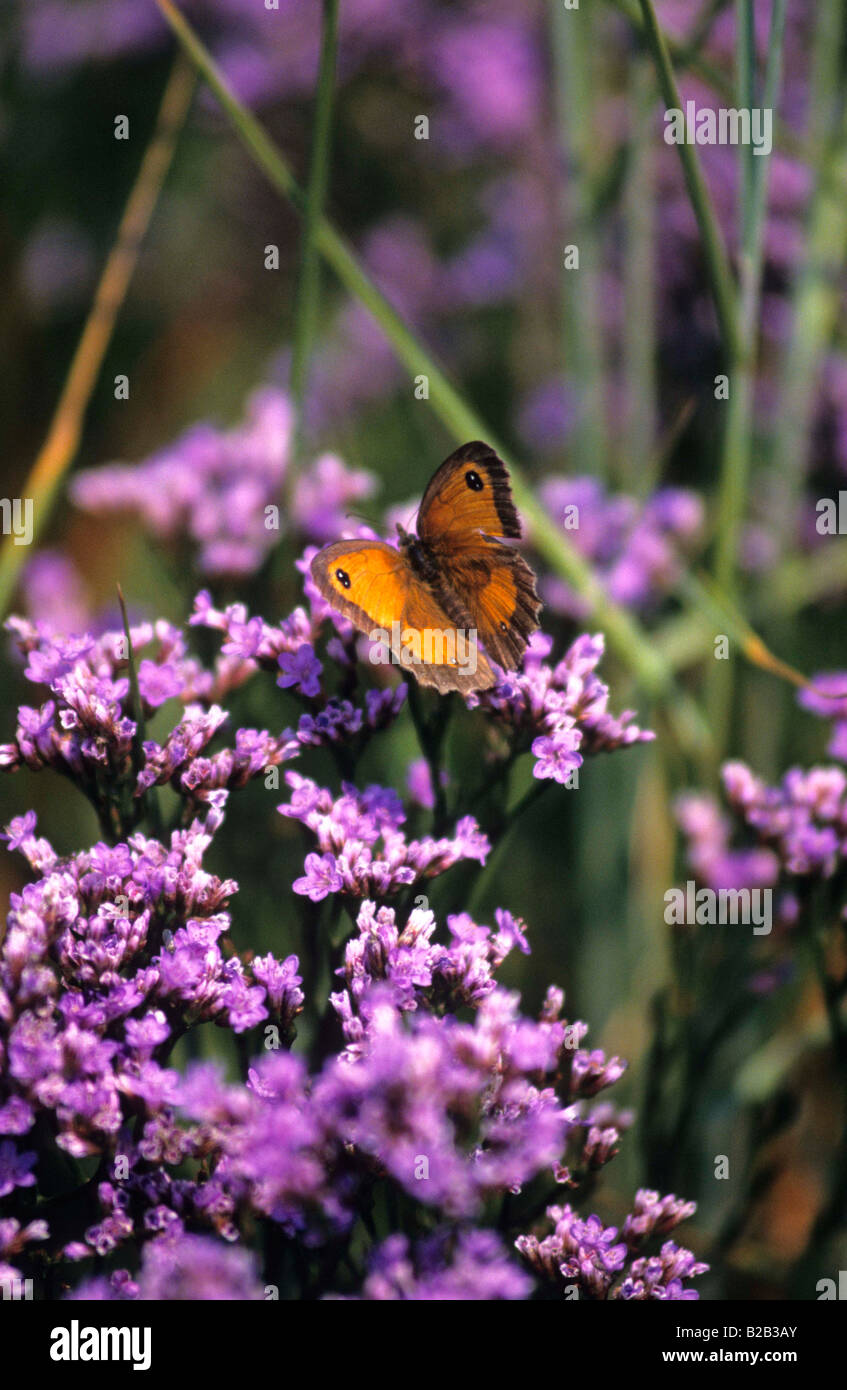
[335,568,351,589]
[465,470,484,492]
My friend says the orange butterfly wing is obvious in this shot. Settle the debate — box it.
[417,443,541,670]
[432,543,541,670]
[309,540,495,694]
[417,441,521,542]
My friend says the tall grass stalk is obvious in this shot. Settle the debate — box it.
[707,0,786,751]
[714,0,787,600]
[635,0,741,363]
[610,0,806,164]
[771,3,847,540]
[551,0,609,476]
[623,53,657,492]
[0,56,195,619]
[289,0,339,469]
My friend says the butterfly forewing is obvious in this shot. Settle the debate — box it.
[310,540,409,634]
[309,539,495,693]
[417,442,521,542]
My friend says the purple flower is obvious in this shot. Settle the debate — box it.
[468,630,653,782]
[290,452,376,544]
[517,1196,707,1300]
[137,658,183,709]
[531,731,582,784]
[71,389,293,576]
[0,1142,37,1198]
[19,550,90,634]
[251,954,304,1029]
[615,1242,709,1300]
[277,644,323,699]
[293,851,345,901]
[799,672,847,761]
[66,1234,265,1301]
[428,19,542,150]
[622,1189,698,1247]
[0,521,708,1298]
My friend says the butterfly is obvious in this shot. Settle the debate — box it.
[310,441,541,694]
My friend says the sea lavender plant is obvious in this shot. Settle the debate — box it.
[0,549,706,1299]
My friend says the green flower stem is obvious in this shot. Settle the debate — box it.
[402,674,451,836]
[467,780,552,917]
[770,1,847,540]
[708,0,787,747]
[289,0,339,467]
[714,0,787,599]
[623,52,657,492]
[551,0,609,476]
[635,0,742,365]
[0,55,195,620]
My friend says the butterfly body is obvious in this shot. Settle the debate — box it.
[395,525,441,589]
[311,442,541,694]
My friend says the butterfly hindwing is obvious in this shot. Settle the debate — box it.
[433,540,541,670]
[400,579,494,693]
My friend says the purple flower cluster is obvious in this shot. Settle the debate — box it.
[19,551,92,637]
[331,1228,531,1301]
[675,748,847,993]
[0,583,417,835]
[679,760,847,888]
[0,537,701,1299]
[516,1189,706,1300]
[188,587,408,746]
[0,611,289,827]
[469,631,655,784]
[334,898,530,1026]
[536,477,704,618]
[70,388,375,577]
[22,2,541,157]
[0,802,303,1160]
[54,943,633,1276]
[67,1232,266,1302]
[281,775,489,901]
[799,674,847,762]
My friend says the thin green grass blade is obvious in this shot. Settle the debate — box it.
[551,0,609,476]
[289,0,339,465]
[635,0,742,364]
